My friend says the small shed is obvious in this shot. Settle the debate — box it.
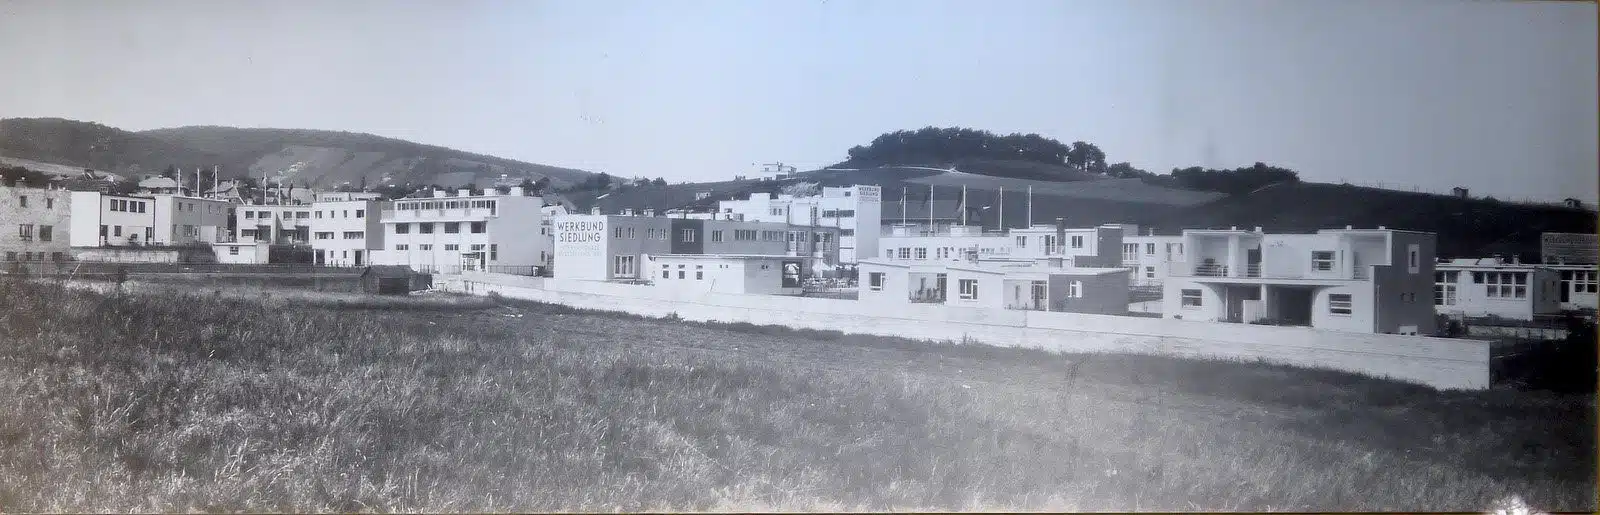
[361,265,430,295]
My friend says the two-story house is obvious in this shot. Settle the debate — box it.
[1163,226,1437,335]
[377,188,546,274]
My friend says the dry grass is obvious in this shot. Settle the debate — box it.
[0,279,1592,512]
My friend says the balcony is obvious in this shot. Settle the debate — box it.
[910,289,946,303]
[1178,261,1370,281]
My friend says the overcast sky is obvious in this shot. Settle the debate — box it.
[1,0,1594,201]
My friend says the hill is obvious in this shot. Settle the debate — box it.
[0,118,593,189]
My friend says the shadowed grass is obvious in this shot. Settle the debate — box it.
[0,279,1592,512]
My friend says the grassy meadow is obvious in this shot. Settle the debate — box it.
[0,278,1593,512]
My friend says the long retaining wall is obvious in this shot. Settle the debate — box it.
[439,273,1492,390]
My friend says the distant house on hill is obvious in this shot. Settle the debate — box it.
[136,176,187,195]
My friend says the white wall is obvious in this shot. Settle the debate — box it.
[440,273,1492,390]
[213,243,269,264]
[312,199,385,266]
[152,195,232,246]
[69,192,157,247]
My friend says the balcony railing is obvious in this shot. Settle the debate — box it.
[382,208,496,220]
[910,289,946,303]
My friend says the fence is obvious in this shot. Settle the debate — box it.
[441,273,1492,390]
[1334,179,1585,207]
[1,261,369,276]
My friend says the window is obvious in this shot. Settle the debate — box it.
[696,269,704,280]
[50,252,61,261]
[1068,280,1083,298]
[680,229,696,242]
[3,252,12,261]
[884,249,893,258]
[615,227,623,238]
[113,226,122,237]
[1181,289,1202,308]
[1017,236,1029,248]
[1122,243,1137,261]
[1407,244,1420,273]
[614,255,636,277]
[395,244,409,251]
[315,232,334,240]
[915,247,928,260]
[626,227,635,239]
[470,244,486,252]
[244,211,255,219]
[470,222,486,234]
[297,211,310,219]
[1329,293,1353,315]
[1434,271,1458,306]
[228,246,239,256]
[1484,272,1527,299]
[958,279,979,300]
[711,230,724,242]
[316,211,324,219]
[419,244,433,250]
[490,244,498,261]
[1070,236,1084,248]
[420,223,435,234]
[355,209,365,218]
[46,198,53,209]
[662,268,671,279]
[1145,266,1155,278]
[17,224,32,241]
[1311,251,1335,271]
[898,248,910,259]
[444,222,460,234]
[395,223,411,234]
[1146,243,1156,255]
[869,272,884,291]
[241,229,256,239]
[444,244,459,251]
[343,231,364,240]
[18,196,25,207]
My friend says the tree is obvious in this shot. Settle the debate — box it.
[652,177,667,187]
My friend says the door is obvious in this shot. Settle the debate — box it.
[353,250,364,266]
[935,274,947,300]
[1246,247,1262,276]
[1031,281,1047,310]
[315,250,325,265]
[1560,272,1572,303]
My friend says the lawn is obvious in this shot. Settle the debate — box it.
[0,278,1593,512]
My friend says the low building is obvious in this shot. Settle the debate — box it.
[1120,231,1185,287]
[1163,226,1437,335]
[151,194,233,246]
[236,204,313,245]
[646,254,805,295]
[213,242,271,264]
[1434,258,1563,321]
[857,258,1130,315]
[875,220,1124,268]
[716,185,882,263]
[2,185,71,263]
[1551,264,1599,311]
[361,265,431,295]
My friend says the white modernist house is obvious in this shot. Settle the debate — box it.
[235,203,313,245]
[857,258,1130,314]
[309,198,389,266]
[716,185,882,264]
[376,188,546,274]
[646,254,805,295]
[1163,226,1438,335]
[539,204,569,272]
[67,192,155,247]
[1433,258,1563,321]
[876,222,1125,269]
[1551,264,1599,312]
[1120,232,1186,286]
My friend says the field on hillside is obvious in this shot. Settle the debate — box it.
[0,279,1593,512]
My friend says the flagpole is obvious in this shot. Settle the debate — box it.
[961,185,968,226]
[998,186,1004,232]
[1027,185,1033,227]
[901,186,907,229]
[927,183,933,231]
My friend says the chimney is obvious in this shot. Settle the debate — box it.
[432,189,446,198]
[621,208,634,216]
[1378,225,1386,230]
[1254,226,1262,233]
[1346,225,1353,230]
[589,206,601,215]
[644,208,655,217]
[457,188,471,197]
[509,186,524,196]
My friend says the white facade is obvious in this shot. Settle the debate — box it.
[858,258,1130,314]
[1550,264,1599,311]
[877,225,1014,261]
[151,194,233,246]
[1121,234,1185,286]
[310,199,388,266]
[1163,227,1438,335]
[68,191,157,247]
[646,254,804,295]
[1434,259,1564,320]
[376,188,546,274]
[875,223,1124,268]
[236,204,313,244]
[716,185,882,264]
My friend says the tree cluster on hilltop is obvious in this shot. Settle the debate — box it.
[1161,163,1301,196]
[842,127,1113,174]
